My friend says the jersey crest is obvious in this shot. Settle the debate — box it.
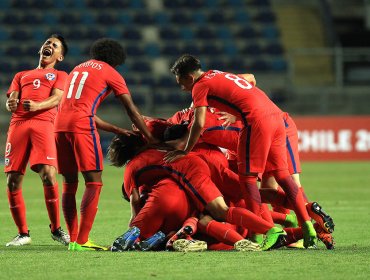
[45,73,56,81]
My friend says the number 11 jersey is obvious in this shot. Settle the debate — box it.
[54,59,130,133]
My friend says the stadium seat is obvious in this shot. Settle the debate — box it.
[131,61,151,73]
[237,26,258,38]
[162,45,181,56]
[97,13,119,25]
[208,11,227,25]
[242,43,263,56]
[195,27,216,40]
[261,25,280,40]
[122,29,142,41]
[192,11,207,25]
[182,44,201,56]
[126,45,145,57]
[11,30,32,41]
[254,10,276,23]
[133,13,154,25]
[59,13,80,25]
[144,43,160,57]
[159,28,179,41]
[222,43,238,56]
[154,12,170,25]
[250,59,269,71]
[21,14,42,25]
[270,58,288,72]
[171,12,192,24]
[86,28,105,40]
[5,46,24,56]
[2,13,21,25]
[201,44,222,55]
[264,43,284,55]
[179,27,194,41]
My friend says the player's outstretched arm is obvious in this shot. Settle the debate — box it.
[129,188,141,226]
[22,88,63,112]
[164,106,206,162]
[5,91,19,112]
[94,115,134,136]
[117,94,158,144]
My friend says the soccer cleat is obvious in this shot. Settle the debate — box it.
[6,232,32,247]
[302,220,317,249]
[284,213,299,228]
[135,231,166,251]
[68,242,76,251]
[73,240,108,251]
[286,239,305,249]
[173,239,207,252]
[234,239,261,252]
[111,227,140,252]
[260,227,287,251]
[166,225,194,250]
[306,202,335,233]
[50,225,70,246]
[314,223,335,250]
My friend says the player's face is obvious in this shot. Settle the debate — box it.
[176,74,194,92]
[39,37,64,65]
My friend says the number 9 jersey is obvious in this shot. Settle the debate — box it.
[54,59,130,133]
[7,68,67,124]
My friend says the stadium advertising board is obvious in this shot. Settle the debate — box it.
[295,116,370,161]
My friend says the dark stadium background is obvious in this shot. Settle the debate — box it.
[1,0,369,156]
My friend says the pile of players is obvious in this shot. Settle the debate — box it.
[4,34,334,252]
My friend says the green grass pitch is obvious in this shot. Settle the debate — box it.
[0,162,369,280]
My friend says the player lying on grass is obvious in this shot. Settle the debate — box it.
[108,132,289,251]
[131,107,335,250]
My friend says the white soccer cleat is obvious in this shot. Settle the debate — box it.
[173,239,207,252]
[6,233,32,247]
[51,227,70,246]
[234,239,261,252]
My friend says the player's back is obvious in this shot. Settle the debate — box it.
[193,70,282,122]
[55,59,129,133]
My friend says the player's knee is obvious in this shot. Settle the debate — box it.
[6,173,23,191]
[198,215,214,228]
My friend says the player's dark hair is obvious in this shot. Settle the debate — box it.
[50,34,68,56]
[170,54,201,77]
[90,38,126,67]
[163,124,188,141]
[107,133,146,167]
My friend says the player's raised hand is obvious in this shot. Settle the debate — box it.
[163,150,187,163]
[22,100,40,112]
[6,99,19,112]
[215,111,237,127]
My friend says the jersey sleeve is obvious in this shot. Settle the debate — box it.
[192,81,209,108]
[123,164,136,198]
[53,71,68,90]
[107,68,131,97]
[7,72,22,96]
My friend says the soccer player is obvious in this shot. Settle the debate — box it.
[109,133,287,251]
[166,54,316,248]
[4,34,70,247]
[54,38,157,251]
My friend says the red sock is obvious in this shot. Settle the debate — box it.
[274,170,310,223]
[270,211,287,225]
[300,186,309,203]
[7,189,28,234]
[239,175,261,216]
[260,187,287,205]
[76,182,102,244]
[284,227,303,244]
[62,182,78,242]
[44,183,60,232]
[205,220,243,245]
[260,203,274,224]
[183,217,198,233]
[226,206,274,234]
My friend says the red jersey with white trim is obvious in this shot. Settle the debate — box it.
[7,68,67,124]
[54,59,130,133]
[191,70,282,124]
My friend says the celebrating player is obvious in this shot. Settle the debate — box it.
[4,34,70,247]
[165,54,317,248]
[54,38,157,251]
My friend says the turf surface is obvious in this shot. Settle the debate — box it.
[1,162,369,279]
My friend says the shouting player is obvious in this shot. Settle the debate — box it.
[54,38,157,251]
[4,34,70,247]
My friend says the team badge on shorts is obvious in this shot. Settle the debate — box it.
[5,143,11,156]
[45,73,56,81]
[5,158,10,166]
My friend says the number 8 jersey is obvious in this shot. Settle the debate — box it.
[7,68,67,124]
[55,59,130,133]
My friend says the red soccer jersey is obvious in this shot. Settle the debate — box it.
[54,59,130,133]
[7,68,67,123]
[191,70,282,124]
[168,107,241,151]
